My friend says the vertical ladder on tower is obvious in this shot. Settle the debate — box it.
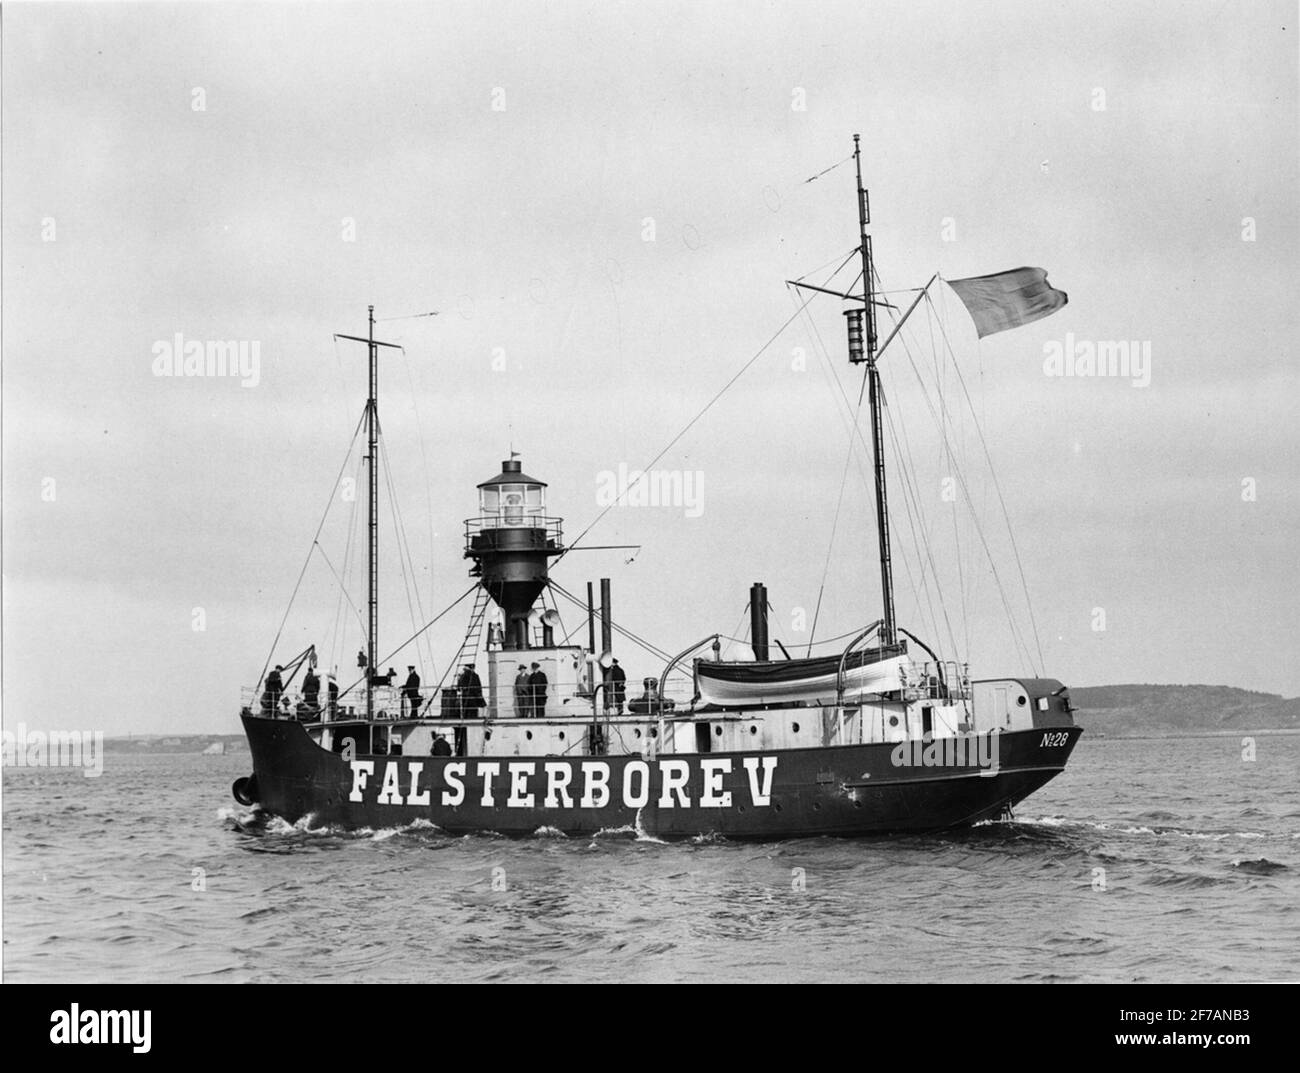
[437,586,492,699]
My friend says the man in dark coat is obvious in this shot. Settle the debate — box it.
[528,663,548,719]
[514,664,531,718]
[402,665,422,717]
[302,666,320,714]
[457,664,486,717]
[431,734,453,756]
[262,665,284,713]
[608,657,627,714]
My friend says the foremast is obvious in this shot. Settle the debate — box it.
[334,306,402,720]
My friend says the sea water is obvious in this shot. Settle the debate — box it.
[3,735,1297,982]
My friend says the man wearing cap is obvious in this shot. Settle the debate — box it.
[528,662,548,719]
[302,665,321,718]
[402,665,422,717]
[514,664,531,718]
[262,665,284,713]
[608,657,626,715]
[457,663,485,717]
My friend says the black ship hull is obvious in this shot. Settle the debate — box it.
[236,712,1082,839]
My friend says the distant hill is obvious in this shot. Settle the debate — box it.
[103,734,248,754]
[1069,684,1300,736]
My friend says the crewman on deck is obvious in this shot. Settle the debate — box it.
[326,676,339,721]
[628,677,674,716]
[514,664,530,718]
[430,734,453,756]
[262,666,284,714]
[402,666,423,717]
[608,657,627,715]
[302,666,320,715]
[528,663,548,719]
[458,664,486,716]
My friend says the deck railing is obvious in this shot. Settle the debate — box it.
[242,674,699,724]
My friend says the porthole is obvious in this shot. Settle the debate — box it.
[526,730,533,740]
[650,728,658,738]
[792,722,800,733]
[749,725,758,735]
[715,726,723,736]
[634,728,642,738]
[812,802,822,811]
[1017,695,1027,706]
[888,715,899,727]
[484,730,492,740]
[558,731,566,741]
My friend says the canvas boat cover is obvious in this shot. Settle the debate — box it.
[695,647,911,707]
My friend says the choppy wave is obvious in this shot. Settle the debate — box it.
[1231,857,1288,875]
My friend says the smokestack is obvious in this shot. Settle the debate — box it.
[600,577,613,656]
[750,582,769,661]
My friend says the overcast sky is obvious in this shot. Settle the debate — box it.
[4,0,1297,736]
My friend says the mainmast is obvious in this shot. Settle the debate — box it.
[366,305,378,719]
[334,307,402,720]
[849,133,897,646]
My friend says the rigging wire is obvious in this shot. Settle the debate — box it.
[327,449,365,674]
[315,541,370,641]
[926,295,972,660]
[722,603,751,661]
[865,263,953,656]
[337,584,478,701]
[806,442,855,657]
[791,246,862,285]
[378,429,430,685]
[878,380,961,661]
[548,581,675,664]
[785,281,873,654]
[256,408,367,691]
[558,251,856,560]
[802,153,854,184]
[396,342,440,657]
[378,427,439,681]
[787,268,943,655]
[889,298,1039,673]
[926,290,1046,672]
